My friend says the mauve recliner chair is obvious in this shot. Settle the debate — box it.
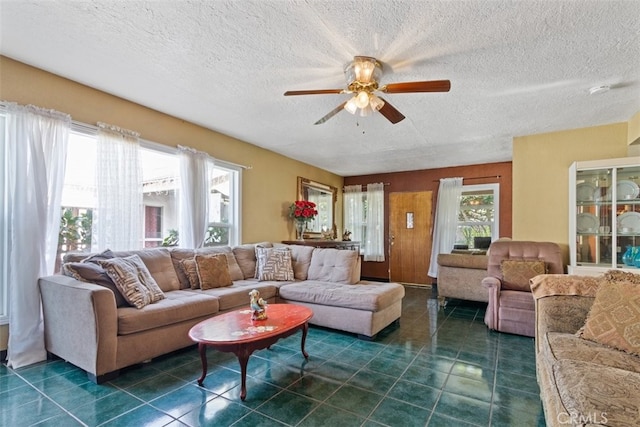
[482,241,564,337]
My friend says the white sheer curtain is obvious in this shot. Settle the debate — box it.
[365,183,385,262]
[178,145,211,248]
[343,185,364,247]
[428,177,463,277]
[92,123,142,251]
[4,103,70,368]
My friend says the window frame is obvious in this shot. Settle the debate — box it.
[457,183,500,247]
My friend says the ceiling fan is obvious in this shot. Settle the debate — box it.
[284,56,451,125]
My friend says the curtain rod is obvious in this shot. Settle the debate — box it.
[342,182,390,190]
[432,175,501,183]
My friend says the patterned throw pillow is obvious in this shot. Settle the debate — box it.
[195,254,233,290]
[255,247,295,281]
[579,280,640,356]
[62,262,129,307]
[501,259,547,291]
[125,255,165,303]
[181,258,201,289]
[98,255,165,308]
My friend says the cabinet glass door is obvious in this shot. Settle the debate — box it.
[575,168,612,267]
[613,165,640,268]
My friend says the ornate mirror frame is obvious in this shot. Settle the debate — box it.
[297,177,337,238]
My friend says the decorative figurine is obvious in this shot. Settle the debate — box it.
[342,230,352,241]
[249,289,268,320]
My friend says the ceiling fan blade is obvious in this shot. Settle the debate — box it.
[284,89,345,96]
[382,80,451,94]
[314,102,347,125]
[377,97,405,124]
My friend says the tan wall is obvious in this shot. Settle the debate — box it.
[0,56,344,352]
[629,111,640,145]
[512,122,630,263]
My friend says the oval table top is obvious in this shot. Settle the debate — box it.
[188,303,313,346]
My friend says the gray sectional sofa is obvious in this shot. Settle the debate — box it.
[39,243,405,383]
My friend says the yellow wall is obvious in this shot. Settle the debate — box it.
[0,56,343,353]
[629,111,640,145]
[512,122,630,262]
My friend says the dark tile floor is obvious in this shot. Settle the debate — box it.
[1,285,546,426]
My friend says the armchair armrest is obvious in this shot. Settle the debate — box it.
[39,275,118,379]
[482,276,502,330]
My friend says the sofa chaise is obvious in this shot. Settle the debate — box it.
[531,273,640,426]
[39,243,405,383]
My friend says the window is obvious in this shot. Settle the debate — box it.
[56,125,240,265]
[206,165,238,246]
[456,183,499,249]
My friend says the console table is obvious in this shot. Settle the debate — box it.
[282,240,360,251]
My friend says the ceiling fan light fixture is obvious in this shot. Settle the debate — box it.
[359,104,373,117]
[369,94,385,111]
[344,56,382,85]
[355,91,370,109]
[344,97,358,114]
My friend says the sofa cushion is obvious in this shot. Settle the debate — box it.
[117,290,219,335]
[255,247,295,281]
[307,248,359,284]
[195,253,233,289]
[552,359,640,427]
[274,244,315,280]
[579,280,640,356]
[278,280,404,311]
[232,242,273,279]
[99,255,165,309]
[195,281,278,311]
[543,332,640,374]
[500,259,546,291]
[61,262,129,308]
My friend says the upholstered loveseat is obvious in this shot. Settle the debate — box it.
[436,252,489,305]
[531,273,640,427]
[39,243,405,383]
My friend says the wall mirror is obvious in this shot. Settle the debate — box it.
[297,177,337,238]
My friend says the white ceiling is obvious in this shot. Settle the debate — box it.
[1,1,639,176]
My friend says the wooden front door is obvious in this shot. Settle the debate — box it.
[389,191,433,285]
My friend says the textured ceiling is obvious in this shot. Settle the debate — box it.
[1,0,639,176]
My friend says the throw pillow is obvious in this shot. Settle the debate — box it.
[125,254,165,303]
[98,255,166,308]
[195,254,233,289]
[82,249,116,264]
[98,257,152,309]
[255,247,295,281]
[604,269,640,285]
[62,262,129,307]
[501,259,547,292]
[181,257,201,289]
[579,280,640,356]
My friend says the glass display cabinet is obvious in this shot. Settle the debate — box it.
[569,157,640,275]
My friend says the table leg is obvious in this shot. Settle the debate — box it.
[196,343,208,386]
[301,322,309,359]
[237,349,251,401]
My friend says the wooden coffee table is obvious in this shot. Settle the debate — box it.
[188,303,313,400]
